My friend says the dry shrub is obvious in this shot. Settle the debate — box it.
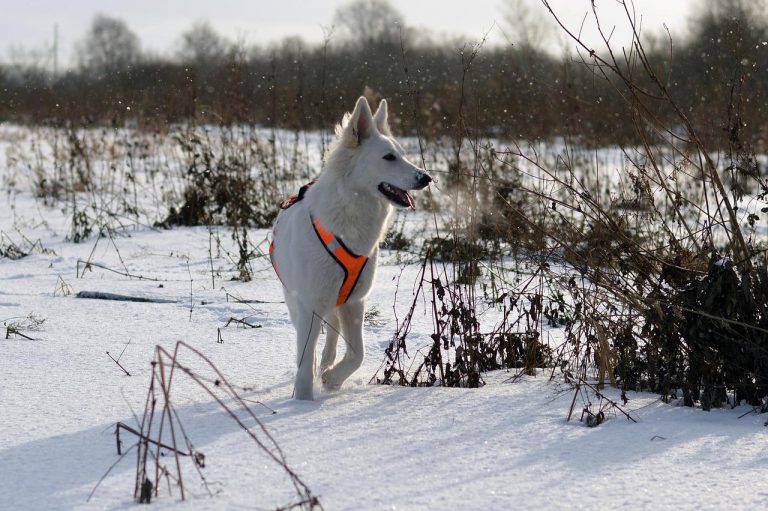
[376,1,768,413]
[161,127,285,229]
[513,0,768,408]
[96,341,322,509]
[374,256,553,388]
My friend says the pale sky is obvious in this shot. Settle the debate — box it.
[0,0,694,68]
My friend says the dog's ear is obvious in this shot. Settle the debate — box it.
[373,99,391,136]
[340,96,375,147]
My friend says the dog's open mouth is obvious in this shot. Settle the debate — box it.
[378,182,415,209]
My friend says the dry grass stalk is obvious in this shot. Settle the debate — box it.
[124,341,322,508]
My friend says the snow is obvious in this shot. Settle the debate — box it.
[2,133,768,510]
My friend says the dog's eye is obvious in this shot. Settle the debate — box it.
[382,153,396,161]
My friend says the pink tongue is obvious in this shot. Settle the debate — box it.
[405,190,415,209]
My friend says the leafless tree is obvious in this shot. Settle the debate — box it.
[76,15,141,76]
[332,0,404,47]
[500,0,555,49]
[178,21,230,66]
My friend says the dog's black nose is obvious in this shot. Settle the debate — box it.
[417,172,433,187]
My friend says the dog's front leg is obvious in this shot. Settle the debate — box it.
[322,300,365,390]
[294,303,323,400]
[320,309,341,375]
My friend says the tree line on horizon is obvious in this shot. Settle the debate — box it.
[1,0,767,148]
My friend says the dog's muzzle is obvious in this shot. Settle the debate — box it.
[414,171,433,190]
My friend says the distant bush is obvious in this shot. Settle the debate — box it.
[158,127,299,229]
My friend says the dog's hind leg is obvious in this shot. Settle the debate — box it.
[321,300,365,391]
[292,302,323,400]
[320,309,340,375]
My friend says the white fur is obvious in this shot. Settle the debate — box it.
[271,96,432,400]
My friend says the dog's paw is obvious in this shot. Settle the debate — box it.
[318,362,333,377]
[294,380,315,401]
[321,370,342,391]
[294,388,315,400]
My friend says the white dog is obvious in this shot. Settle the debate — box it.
[270,96,432,400]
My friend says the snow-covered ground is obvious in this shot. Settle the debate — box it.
[2,191,768,511]
[2,121,768,510]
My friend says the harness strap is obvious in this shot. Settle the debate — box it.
[279,179,317,210]
[269,214,369,307]
[310,215,369,306]
[272,179,316,283]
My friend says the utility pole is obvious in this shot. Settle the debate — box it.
[52,23,59,80]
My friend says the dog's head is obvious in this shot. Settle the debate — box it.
[329,96,432,209]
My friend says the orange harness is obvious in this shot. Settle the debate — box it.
[270,182,369,306]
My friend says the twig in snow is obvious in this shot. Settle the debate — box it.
[53,275,73,297]
[107,351,131,376]
[578,378,638,423]
[3,314,45,340]
[76,259,161,281]
[241,398,278,415]
[738,407,760,419]
[224,317,262,328]
[566,377,637,425]
[115,422,190,456]
[224,290,283,304]
[5,327,34,340]
[208,225,218,290]
[186,260,194,321]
